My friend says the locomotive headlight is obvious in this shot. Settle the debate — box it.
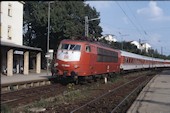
[54,63,58,67]
[74,65,79,69]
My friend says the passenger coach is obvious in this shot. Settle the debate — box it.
[120,50,169,71]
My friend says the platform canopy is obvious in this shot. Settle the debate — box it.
[1,41,42,51]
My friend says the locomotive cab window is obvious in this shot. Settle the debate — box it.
[70,44,81,51]
[59,43,81,51]
[85,45,91,52]
[60,43,69,50]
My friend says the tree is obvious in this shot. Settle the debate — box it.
[24,1,102,50]
[23,1,103,64]
[167,55,170,60]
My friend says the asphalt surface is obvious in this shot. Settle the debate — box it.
[127,70,170,113]
[1,70,53,85]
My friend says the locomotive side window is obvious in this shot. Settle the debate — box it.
[86,46,91,52]
[97,47,118,62]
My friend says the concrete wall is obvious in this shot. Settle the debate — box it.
[0,1,23,45]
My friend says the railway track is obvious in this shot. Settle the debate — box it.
[40,70,157,113]
[1,70,158,113]
[1,77,96,108]
[70,75,152,113]
[1,83,67,107]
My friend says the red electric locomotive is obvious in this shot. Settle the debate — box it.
[55,39,121,83]
[53,39,170,84]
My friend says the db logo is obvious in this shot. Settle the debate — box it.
[64,55,69,59]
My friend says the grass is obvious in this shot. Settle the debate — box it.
[1,105,12,113]
[110,76,128,83]
[12,70,156,112]
[14,83,87,113]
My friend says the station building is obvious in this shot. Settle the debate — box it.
[0,1,42,76]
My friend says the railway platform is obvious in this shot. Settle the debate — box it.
[127,70,170,113]
[1,70,53,84]
[1,70,54,92]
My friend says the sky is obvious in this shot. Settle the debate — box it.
[85,1,170,56]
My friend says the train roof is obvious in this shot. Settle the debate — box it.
[61,39,120,52]
[61,39,110,46]
[120,50,166,62]
[61,39,170,62]
[165,60,170,62]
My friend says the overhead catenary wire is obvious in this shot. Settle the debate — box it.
[115,1,144,39]
[86,1,170,56]
[125,1,148,40]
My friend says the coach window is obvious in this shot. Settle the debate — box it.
[86,45,91,52]
[126,58,128,63]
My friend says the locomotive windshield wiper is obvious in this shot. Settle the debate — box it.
[71,45,77,51]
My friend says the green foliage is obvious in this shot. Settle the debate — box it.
[67,83,75,91]
[23,1,103,65]
[23,1,169,60]
[33,99,49,108]
[1,105,12,113]
[110,76,127,83]
[168,55,170,59]
[24,1,102,50]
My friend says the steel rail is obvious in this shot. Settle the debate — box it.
[1,98,22,104]
[110,77,150,113]
[1,84,65,106]
[70,75,145,113]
